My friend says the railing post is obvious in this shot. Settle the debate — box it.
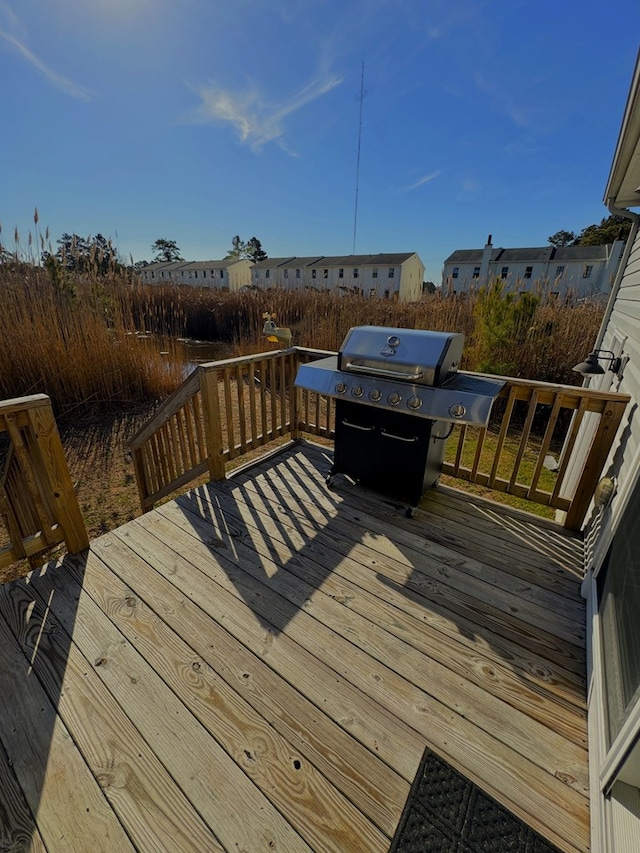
[564,399,628,530]
[131,446,152,512]
[199,366,226,481]
[27,404,89,554]
[290,348,302,440]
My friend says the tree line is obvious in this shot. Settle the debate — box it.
[548,214,632,247]
[149,235,267,264]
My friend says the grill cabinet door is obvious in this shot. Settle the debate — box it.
[332,400,447,506]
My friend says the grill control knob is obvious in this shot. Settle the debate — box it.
[352,385,364,398]
[407,395,422,410]
[335,381,347,394]
[388,392,402,406]
[449,403,466,418]
[369,389,383,402]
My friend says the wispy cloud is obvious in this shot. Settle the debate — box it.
[406,170,441,191]
[191,71,343,153]
[461,177,481,194]
[474,72,534,128]
[0,28,92,101]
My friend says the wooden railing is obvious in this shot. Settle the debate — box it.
[130,348,630,529]
[129,349,328,511]
[0,395,88,569]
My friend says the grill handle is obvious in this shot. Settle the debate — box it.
[341,419,375,432]
[345,363,424,381]
[380,428,419,443]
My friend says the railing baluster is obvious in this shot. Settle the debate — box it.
[191,393,207,459]
[470,426,487,479]
[269,358,277,439]
[452,424,467,476]
[259,359,269,442]
[508,388,540,491]
[279,355,287,434]
[235,363,247,454]
[182,403,197,469]
[200,367,226,481]
[221,367,234,458]
[527,392,563,500]
[248,361,258,446]
[488,385,518,488]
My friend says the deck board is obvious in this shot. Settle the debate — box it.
[0,441,589,852]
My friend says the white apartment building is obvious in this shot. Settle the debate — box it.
[250,253,425,302]
[139,259,252,291]
[442,236,625,297]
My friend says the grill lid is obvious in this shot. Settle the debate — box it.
[338,326,464,387]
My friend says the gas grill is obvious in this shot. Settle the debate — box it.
[295,326,505,512]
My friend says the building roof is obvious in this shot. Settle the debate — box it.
[252,253,417,269]
[604,47,640,208]
[444,245,614,264]
[251,257,297,269]
[144,259,246,272]
[180,259,248,270]
[444,249,502,264]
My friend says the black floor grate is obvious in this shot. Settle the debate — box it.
[390,746,564,853]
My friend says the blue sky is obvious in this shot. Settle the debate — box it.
[1,0,639,283]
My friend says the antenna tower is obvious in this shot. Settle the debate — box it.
[352,61,365,255]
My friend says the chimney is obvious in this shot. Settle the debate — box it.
[480,234,493,281]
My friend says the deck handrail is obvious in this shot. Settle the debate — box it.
[129,348,630,529]
[0,394,88,569]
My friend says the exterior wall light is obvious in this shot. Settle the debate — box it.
[572,349,628,378]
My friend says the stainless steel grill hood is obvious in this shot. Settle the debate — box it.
[338,326,463,387]
[295,326,505,427]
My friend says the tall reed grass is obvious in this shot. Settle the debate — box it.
[126,280,605,385]
[0,263,184,420]
[0,262,605,423]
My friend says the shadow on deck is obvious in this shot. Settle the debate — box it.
[0,440,588,853]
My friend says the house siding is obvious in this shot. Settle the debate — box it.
[596,228,640,520]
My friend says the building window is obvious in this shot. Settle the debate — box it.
[369,288,376,297]
[211,270,215,277]
[284,269,289,279]
[555,265,565,278]
[384,290,390,299]
[583,264,593,278]
[266,269,270,279]
[151,272,155,279]
[388,267,395,278]
[472,266,480,279]
[295,269,300,278]
[372,268,378,278]
[353,268,359,278]
[524,266,533,279]
[323,269,328,279]
[220,270,224,278]
[312,269,317,279]
[194,271,198,278]
[339,268,344,278]
[501,267,508,279]
[452,267,459,279]
[181,271,184,278]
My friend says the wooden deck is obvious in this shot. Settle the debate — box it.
[0,440,589,853]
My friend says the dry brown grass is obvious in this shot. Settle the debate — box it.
[127,282,604,385]
[0,263,184,419]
